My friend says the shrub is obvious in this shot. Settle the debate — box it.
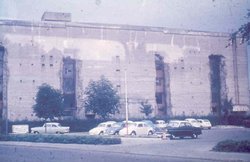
[2,119,107,133]
[0,134,121,145]
[213,140,250,153]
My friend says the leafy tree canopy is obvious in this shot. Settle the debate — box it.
[84,76,120,119]
[33,84,64,120]
[140,100,153,118]
[228,10,250,46]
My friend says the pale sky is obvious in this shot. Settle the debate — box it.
[0,0,249,33]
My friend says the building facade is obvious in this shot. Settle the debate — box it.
[0,13,249,121]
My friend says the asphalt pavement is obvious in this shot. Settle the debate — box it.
[0,126,250,162]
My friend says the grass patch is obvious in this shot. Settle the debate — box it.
[0,134,121,145]
[213,140,250,153]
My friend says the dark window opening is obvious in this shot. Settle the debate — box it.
[63,57,76,115]
[156,78,162,86]
[156,93,163,104]
[209,55,226,116]
[0,46,4,118]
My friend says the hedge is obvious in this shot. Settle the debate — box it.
[213,140,250,153]
[0,134,121,145]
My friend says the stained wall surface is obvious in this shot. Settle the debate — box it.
[0,19,249,120]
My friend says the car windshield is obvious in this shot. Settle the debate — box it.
[126,123,136,127]
[98,123,106,127]
[156,121,165,124]
[112,123,123,128]
[142,120,154,125]
[168,121,179,128]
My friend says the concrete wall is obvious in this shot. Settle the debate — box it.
[0,20,249,120]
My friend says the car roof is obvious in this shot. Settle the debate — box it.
[168,120,183,122]
[135,121,148,125]
[45,122,59,124]
[169,120,188,123]
[122,120,134,123]
[103,121,116,123]
[156,120,165,122]
[185,118,197,121]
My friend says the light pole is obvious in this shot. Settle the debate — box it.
[124,68,128,135]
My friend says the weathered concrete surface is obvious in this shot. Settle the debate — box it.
[0,19,249,120]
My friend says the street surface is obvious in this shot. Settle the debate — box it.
[0,126,250,162]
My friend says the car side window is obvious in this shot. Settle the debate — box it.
[138,124,143,127]
[52,124,57,127]
[185,123,192,127]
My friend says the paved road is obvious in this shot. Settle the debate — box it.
[0,126,250,162]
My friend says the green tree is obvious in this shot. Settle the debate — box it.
[140,100,153,118]
[227,10,250,46]
[221,97,233,124]
[84,76,120,119]
[33,84,64,120]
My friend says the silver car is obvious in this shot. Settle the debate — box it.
[31,122,70,134]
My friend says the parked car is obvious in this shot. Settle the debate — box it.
[197,119,212,129]
[162,120,202,139]
[119,121,154,136]
[153,127,168,138]
[89,121,116,135]
[243,119,250,128]
[142,120,155,127]
[104,122,125,135]
[155,120,167,128]
[31,122,70,134]
[185,118,201,128]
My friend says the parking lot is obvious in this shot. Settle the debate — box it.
[1,126,250,162]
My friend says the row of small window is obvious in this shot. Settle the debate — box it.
[156,79,203,85]
[18,97,36,100]
[42,63,54,67]
[156,93,196,104]
[19,80,36,83]
[173,67,202,70]
[41,55,54,60]
[19,63,54,67]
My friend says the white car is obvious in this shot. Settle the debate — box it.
[197,119,212,129]
[185,118,201,128]
[31,122,70,134]
[89,121,116,135]
[119,121,154,136]
[155,120,167,128]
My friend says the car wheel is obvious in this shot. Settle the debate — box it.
[180,137,184,139]
[192,133,198,139]
[208,127,211,130]
[99,131,104,135]
[114,132,119,135]
[148,131,153,136]
[130,131,136,136]
[34,131,39,134]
